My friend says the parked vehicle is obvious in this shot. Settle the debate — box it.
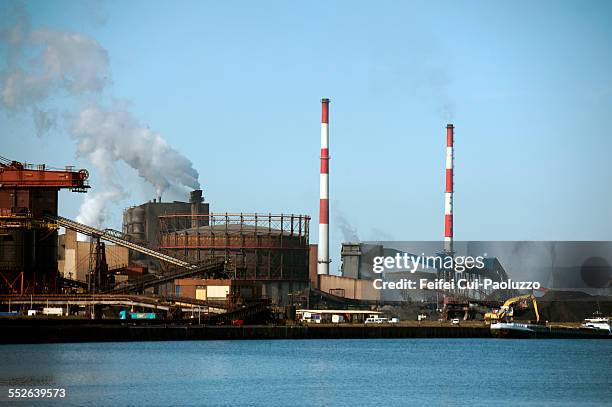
[365,315,388,324]
[42,307,64,316]
[451,318,460,325]
[302,312,322,324]
[332,314,345,324]
[119,310,158,320]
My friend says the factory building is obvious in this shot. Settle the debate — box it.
[308,244,318,286]
[58,229,128,282]
[122,189,209,270]
[159,213,311,304]
[331,241,513,302]
[310,243,413,302]
[174,278,261,302]
[308,242,383,301]
[340,243,393,280]
[121,190,310,304]
[317,274,380,301]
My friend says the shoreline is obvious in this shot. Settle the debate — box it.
[1,320,492,344]
[1,320,608,344]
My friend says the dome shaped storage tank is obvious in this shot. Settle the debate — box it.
[159,213,310,282]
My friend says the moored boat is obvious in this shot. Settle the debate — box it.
[491,321,610,339]
[580,313,611,333]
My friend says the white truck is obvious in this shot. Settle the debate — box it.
[42,307,64,316]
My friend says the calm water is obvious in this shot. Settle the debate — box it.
[0,339,611,406]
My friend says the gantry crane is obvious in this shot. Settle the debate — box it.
[0,155,89,293]
[0,155,89,228]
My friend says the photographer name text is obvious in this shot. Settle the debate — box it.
[371,254,540,291]
[373,278,541,291]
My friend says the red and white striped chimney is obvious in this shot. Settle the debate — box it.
[318,98,330,275]
[444,124,454,254]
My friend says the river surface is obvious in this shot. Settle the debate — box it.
[1,339,611,406]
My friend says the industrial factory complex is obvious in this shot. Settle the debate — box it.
[0,99,610,341]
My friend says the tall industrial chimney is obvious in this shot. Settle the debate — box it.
[318,98,330,275]
[444,124,454,254]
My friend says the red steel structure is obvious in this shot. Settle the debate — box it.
[0,156,89,294]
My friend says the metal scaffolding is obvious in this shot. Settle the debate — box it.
[159,213,310,281]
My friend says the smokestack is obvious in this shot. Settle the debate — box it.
[318,98,330,275]
[444,124,454,254]
[190,189,203,229]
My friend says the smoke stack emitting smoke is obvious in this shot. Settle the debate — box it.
[71,102,201,198]
[0,6,200,229]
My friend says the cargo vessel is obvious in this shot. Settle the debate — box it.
[491,321,610,339]
[580,314,611,333]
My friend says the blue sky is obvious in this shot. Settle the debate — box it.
[1,1,611,272]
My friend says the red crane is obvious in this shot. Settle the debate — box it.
[0,156,89,191]
[0,155,90,294]
[0,155,89,221]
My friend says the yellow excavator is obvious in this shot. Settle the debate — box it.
[485,294,540,324]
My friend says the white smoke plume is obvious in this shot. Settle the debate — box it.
[0,4,108,136]
[71,102,201,197]
[76,189,125,231]
[1,28,109,108]
[0,5,201,228]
